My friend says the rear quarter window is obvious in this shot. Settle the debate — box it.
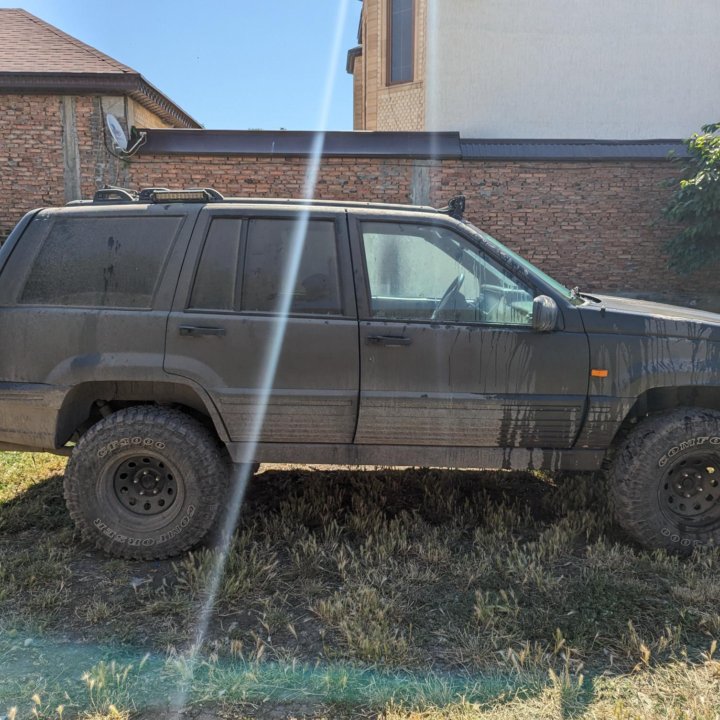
[20,215,183,308]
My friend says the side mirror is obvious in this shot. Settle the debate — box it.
[532,295,559,332]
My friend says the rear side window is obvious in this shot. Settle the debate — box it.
[241,219,342,315]
[20,215,182,308]
[189,218,242,311]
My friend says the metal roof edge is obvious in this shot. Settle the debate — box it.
[459,138,689,161]
[138,129,463,159]
[346,46,362,75]
[0,72,200,129]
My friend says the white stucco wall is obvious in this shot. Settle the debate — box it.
[425,0,720,139]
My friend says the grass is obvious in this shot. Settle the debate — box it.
[1,453,719,718]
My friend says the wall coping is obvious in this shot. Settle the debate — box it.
[137,129,688,161]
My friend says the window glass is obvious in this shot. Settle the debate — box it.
[362,222,534,325]
[465,220,581,304]
[389,0,414,83]
[20,215,181,308]
[242,219,342,315]
[189,218,242,311]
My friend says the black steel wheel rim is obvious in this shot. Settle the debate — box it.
[112,454,180,516]
[659,452,720,526]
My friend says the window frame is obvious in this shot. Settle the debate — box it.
[351,215,550,329]
[187,216,244,313]
[386,0,415,86]
[15,211,186,311]
[184,210,355,320]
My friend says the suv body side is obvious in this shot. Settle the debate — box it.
[0,201,601,470]
[7,198,713,474]
[0,204,211,451]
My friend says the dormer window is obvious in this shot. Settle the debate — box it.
[388,0,414,85]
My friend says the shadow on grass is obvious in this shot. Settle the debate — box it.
[0,473,70,534]
[2,466,718,718]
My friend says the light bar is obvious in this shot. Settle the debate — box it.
[152,190,210,203]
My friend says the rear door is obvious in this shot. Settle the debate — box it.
[349,214,590,449]
[164,207,359,445]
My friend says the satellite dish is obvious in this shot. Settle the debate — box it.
[106,113,128,152]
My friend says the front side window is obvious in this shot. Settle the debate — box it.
[361,222,534,325]
[20,215,182,308]
[388,0,414,84]
[241,219,342,315]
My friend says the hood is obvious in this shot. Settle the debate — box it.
[579,294,720,341]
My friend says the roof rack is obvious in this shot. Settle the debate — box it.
[86,187,467,218]
[93,187,139,204]
[92,186,225,204]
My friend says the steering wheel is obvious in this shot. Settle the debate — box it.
[431,273,465,320]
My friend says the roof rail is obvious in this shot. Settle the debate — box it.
[85,188,465,216]
[93,187,138,204]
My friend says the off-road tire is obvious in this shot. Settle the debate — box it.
[611,407,720,553]
[64,406,230,560]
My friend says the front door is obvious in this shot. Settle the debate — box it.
[165,209,359,446]
[350,217,589,449]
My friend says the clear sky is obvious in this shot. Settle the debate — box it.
[0,0,361,130]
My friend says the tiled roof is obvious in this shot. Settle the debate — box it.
[0,9,200,128]
[0,9,133,74]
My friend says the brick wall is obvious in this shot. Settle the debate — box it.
[127,153,709,304]
[1,94,713,308]
[0,94,65,240]
[355,0,427,131]
[129,100,173,130]
[75,96,131,199]
[0,92,164,240]
[435,159,685,296]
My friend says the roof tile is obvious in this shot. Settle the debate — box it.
[0,9,134,74]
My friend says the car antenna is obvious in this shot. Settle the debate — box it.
[438,195,466,220]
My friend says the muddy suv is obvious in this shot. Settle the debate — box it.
[1,187,720,558]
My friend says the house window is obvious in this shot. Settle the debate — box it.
[388,0,414,85]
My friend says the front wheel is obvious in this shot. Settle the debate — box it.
[611,407,720,553]
[64,406,231,560]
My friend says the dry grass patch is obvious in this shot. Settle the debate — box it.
[1,457,720,717]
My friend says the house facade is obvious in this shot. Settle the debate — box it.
[0,9,199,241]
[348,0,720,139]
[0,8,715,308]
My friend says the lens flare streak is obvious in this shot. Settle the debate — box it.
[171,1,352,715]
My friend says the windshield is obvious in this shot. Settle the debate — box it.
[463,220,584,305]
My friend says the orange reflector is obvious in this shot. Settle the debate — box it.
[591,369,609,378]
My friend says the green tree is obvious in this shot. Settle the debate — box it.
[665,122,720,271]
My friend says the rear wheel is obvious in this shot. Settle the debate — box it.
[64,406,230,560]
[611,407,720,553]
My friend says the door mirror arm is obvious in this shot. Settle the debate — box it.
[532,295,559,332]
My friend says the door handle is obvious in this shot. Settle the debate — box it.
[179,325,226,337]
[367,334,413,347]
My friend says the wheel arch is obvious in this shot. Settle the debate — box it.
[612,386,720,443]
[55,380,230,447]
